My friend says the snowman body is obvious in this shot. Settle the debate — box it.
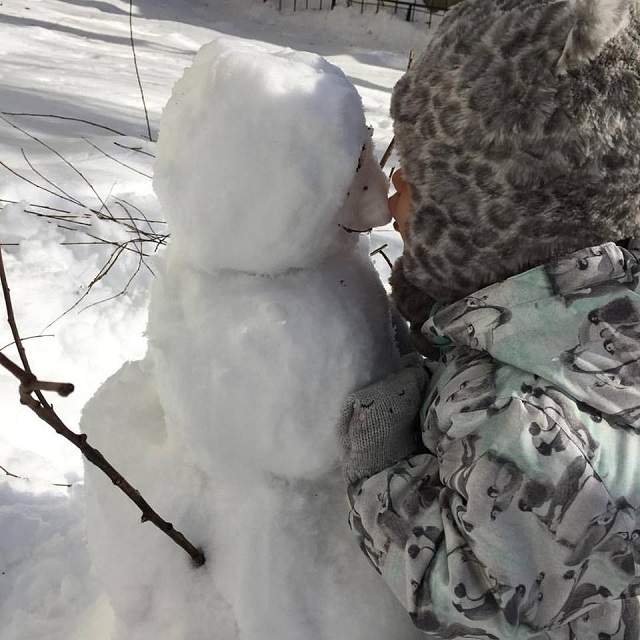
[82,38,425,640]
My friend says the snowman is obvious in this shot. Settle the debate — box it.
[81,37,424,640]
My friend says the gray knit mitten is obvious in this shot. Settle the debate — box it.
[338,355,428,486]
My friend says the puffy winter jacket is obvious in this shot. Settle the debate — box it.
[343,241,640,639]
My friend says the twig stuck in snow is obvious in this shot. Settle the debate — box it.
[1,115,115,218]
[113,141,155,158]
[83,138,152,179]
[0,114,166,321]
[0,111,127,136]
[370,243,393,269]
[129,0,153,142]
[0,245,206,567]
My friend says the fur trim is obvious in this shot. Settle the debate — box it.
[558,0,632,73]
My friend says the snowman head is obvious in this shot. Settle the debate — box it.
[154,38,390,275]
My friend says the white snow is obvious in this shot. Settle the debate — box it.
[0,483,103,640]
[154,37,388,275]
[83,39,427,639]
[0,1,435,638]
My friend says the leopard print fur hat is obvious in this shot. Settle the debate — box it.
[390,0,640,325]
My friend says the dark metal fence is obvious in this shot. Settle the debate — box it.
[268,0,460,27]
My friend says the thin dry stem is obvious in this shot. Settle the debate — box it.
[0,245,205,567]
[113,141,155,158]
[0,114,113,217]
[0,333,55,352]
[83,138,152,179]
[129,0,153,142]
[370,243,393,269]
[0,111,126,136]
[0,464,23,480]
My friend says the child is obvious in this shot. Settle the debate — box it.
[339,0,640,637]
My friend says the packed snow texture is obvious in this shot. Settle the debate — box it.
[82,38,425,639]
[154,38,391,275]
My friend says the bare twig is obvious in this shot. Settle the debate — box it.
[80,200,150,313]
[116,197,161,236]
[113,141,155,158]
[0,254,34,379]
[0,114,113,217]
[20,148,83,206]
[370,243,393,269]
[379,50,415,170]
[0,111,126,136]
[0,333,54,352]
[0,351,28,382]
[110,216,166,225]
[23,209,93,227]
[0,123,168,331]
[83,138,152,179]
[0,465,23,479]
[0,246,205,567]
[0,159,81,208]
[1,119,165,320]
[129,0,153,142]
[42,231,154,332]
[0,199,91,220]
[0,464,72,488]
[42,242,127,330]
[379,138,395,170]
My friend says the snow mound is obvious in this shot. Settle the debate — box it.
[154,36,390,275]
[82,38,420,640]
[0,484,101,640]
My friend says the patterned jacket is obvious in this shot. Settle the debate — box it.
[343,241,640,639]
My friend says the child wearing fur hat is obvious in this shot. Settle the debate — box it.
[338,0,640,638]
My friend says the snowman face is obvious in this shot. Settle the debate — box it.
[338,136,392,233]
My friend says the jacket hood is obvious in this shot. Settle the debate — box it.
[423,241,640,429]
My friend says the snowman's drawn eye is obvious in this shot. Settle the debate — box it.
[467,324,475,336]
[577,258,589,270]
[588,310,600,324]
[604,340,616,354]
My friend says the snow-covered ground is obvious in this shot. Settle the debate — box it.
[0,1,432,637]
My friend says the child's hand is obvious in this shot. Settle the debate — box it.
[338,356,428,486]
